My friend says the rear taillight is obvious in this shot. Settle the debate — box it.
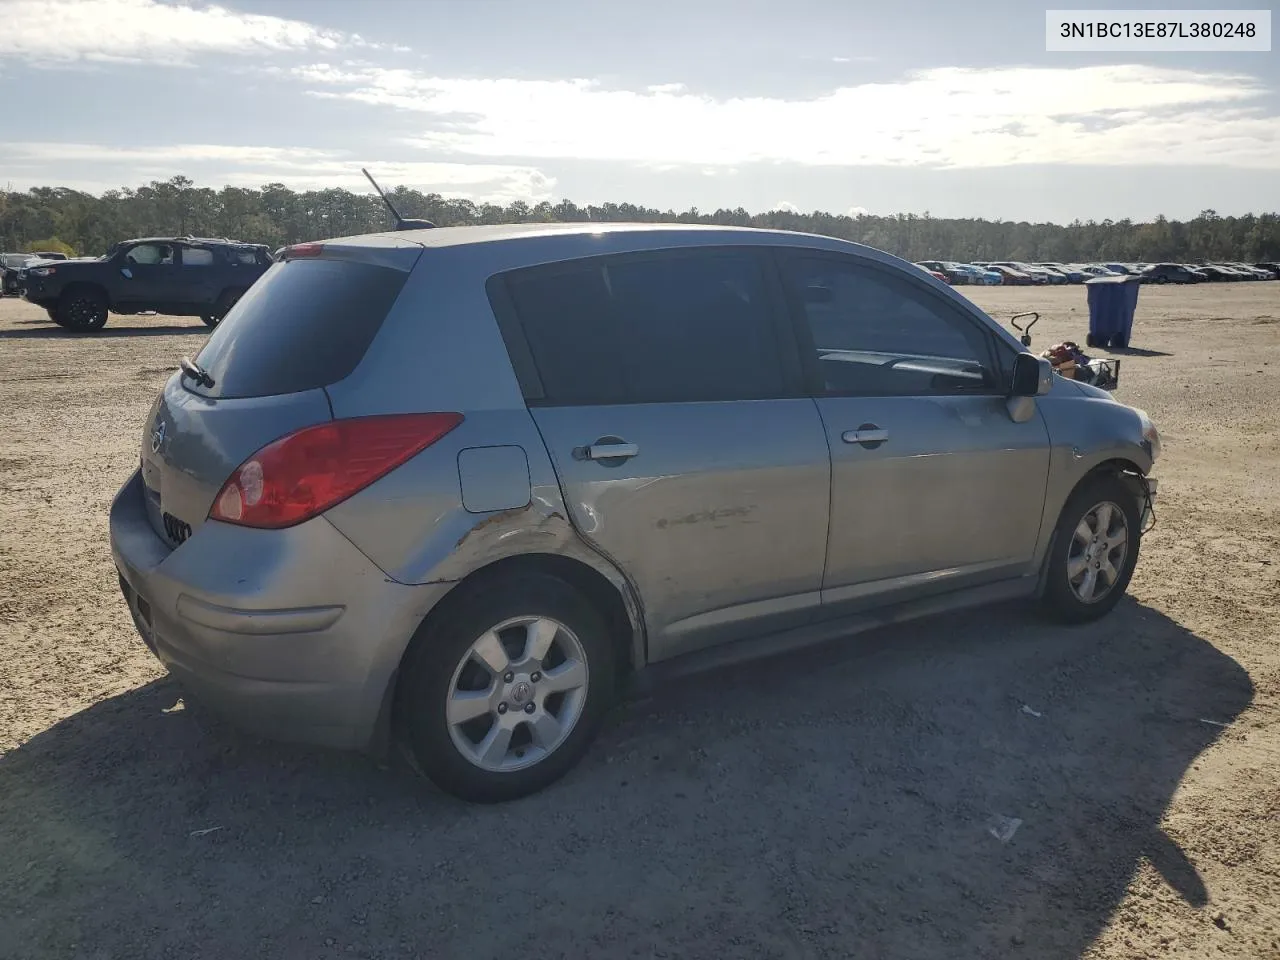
[209,413,463,529]
[282,242,324,259]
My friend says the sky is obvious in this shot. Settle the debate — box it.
[0,0,1277,224]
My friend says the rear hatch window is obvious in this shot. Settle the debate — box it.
[192,255,415,398]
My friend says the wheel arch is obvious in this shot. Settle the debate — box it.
[1034,457,1149,597]
[60,280,111,304]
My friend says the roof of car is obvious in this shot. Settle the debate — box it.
[122,236,263,246]
[341,221,851,251]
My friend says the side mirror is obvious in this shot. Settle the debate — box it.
[1011,352,1054,397]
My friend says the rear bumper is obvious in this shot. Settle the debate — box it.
[110,470,454,750]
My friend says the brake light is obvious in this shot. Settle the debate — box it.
[209,413,463,529]
[283,242,324,259]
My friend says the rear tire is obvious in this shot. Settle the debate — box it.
[201,287,245,329]
[398,573,617,802]
[56,287,108,332]
[1041,474,1141,624]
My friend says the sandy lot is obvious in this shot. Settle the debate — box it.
[1,283,1277,960]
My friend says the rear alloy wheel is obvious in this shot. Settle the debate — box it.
[1042,474,1141,623]
[56,289,108,332]
[399,573,616,802]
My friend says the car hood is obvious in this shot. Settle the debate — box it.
[1068,377,1119,402]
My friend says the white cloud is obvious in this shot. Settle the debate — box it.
[848,205,868,217]
[776,200,800,213]
[0,142,555,205]
[0,0,367,65]
[295,62,1280,170]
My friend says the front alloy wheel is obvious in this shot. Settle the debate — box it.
[1042,474,1142,623]
[58,291,109,332]
[1066,501,1129,604]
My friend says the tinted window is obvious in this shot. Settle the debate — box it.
[503,250,787,405]
[126,243,173,265]
[782,256,998,397]
[193,258,409,398]
[181,247,214,266]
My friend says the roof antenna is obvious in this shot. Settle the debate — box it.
[362,167,435,230]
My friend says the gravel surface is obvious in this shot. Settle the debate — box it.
[1,285,1277,959]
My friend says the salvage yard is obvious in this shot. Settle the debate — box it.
[0,284,1278,959]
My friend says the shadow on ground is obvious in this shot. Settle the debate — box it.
[0,600,1251,959]
[0,323,206,339]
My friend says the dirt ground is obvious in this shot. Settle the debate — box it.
[0,283,1277,960]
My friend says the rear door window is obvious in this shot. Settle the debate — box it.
[497,248,792,405]
[192,257,411,398]
[179,247,214,267]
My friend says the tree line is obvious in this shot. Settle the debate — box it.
[2,175,1278,264]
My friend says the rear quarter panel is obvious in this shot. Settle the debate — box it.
[321,243,645,656]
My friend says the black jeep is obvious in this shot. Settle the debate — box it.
[22,237,273,332]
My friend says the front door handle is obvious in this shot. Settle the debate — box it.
[586,441,639,461]
[841,426,889,447]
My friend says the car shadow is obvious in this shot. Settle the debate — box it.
[0,600,1251,959]
[1111,346,1172,357]
[0,324,207,339]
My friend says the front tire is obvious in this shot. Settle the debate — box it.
[56,288,108,332]
[1042,474,1141,623]
[398,573,616,802]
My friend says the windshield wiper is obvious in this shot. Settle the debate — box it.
[179,356,215,388]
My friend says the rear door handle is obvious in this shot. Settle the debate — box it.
[841,427,889,447]
[585,441,639,461]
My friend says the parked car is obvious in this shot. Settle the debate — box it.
[989,262,1049,284]
[1033,265,1070,285]
[22,236,273,331]
[1254,262,1280,279]
[1038,263,1087,283]
[951,263,1003,285]
[1,253,33,295]
[1140,263,1204,284]
[1195,264,1242,282]
[1102,263,1133,276]
[1205,263,1254,280]
[1074,264,1120,278]
[913,263,951,283]
[110,223,1160,802]
[1223,262,1272,280]
[29,251,68,261]
[988,264,1035,285]
[916,260,971,284]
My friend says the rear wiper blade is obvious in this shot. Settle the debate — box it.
[178,356,215,388]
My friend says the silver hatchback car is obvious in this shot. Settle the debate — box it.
[111,224,1159,801]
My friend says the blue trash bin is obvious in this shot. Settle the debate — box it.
[1084,275,1140,349]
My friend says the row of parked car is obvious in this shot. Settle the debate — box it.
[914,259,1280,286]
